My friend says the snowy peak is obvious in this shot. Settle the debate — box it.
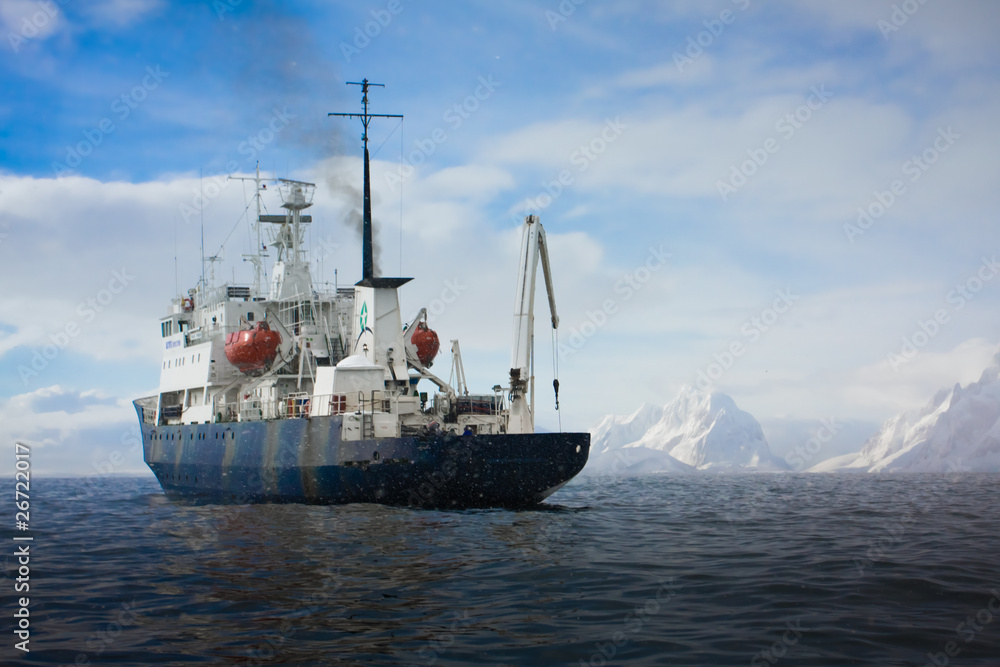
[589,402,663,453]
[852,349,1000,472]
[587,387,787,473]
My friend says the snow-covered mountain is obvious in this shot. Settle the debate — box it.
[837,351,1000,472]
[586,387,788,473]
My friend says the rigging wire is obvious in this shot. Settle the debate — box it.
[371,118,402,158]
[241,180,249,258]
[399,117,403,275]
[211,197,257,260]
[369,118,405,274]
[199,169,205,290]
[174,214,179,297]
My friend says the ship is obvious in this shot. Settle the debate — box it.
[133,80,590,507]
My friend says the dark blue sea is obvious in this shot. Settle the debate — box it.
[3,474,999,666]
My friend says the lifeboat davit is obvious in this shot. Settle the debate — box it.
[410,322,440,366]
[225,321,281,374]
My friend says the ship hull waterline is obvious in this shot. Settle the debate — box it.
[136,401,590,508]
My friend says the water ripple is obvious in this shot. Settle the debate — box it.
[2,473,999,665]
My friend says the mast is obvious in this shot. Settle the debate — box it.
[328,79,403,285]
[229,162,270,296]
[329,80,411,388]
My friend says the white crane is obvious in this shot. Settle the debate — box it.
[508,214,559,434]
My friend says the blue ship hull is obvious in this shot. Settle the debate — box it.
[136,402,590,508]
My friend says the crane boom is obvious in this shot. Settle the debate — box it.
[508,214,558,434]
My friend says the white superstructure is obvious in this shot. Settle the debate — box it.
[141,177,562,443]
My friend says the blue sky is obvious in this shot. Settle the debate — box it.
[2,0,1000,474]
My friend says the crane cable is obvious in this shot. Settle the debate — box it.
[551,327,561,432]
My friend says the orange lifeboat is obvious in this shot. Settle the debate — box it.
[225,321,281,374]
[409,321,440,366]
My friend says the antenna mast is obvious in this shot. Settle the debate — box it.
[229,162,271,296]
[328,79,403,284]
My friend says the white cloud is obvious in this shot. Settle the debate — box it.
[844,337,998,418]
[615,58,715,89]
[0,385,135,449]
[785,0,1000,69]
[0,0,64,46]
[81,0,163,28]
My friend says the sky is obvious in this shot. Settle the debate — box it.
[2,0,1000,475]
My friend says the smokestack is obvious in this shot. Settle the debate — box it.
[363,145,374,281]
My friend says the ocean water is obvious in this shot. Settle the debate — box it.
[3,473,999,666]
